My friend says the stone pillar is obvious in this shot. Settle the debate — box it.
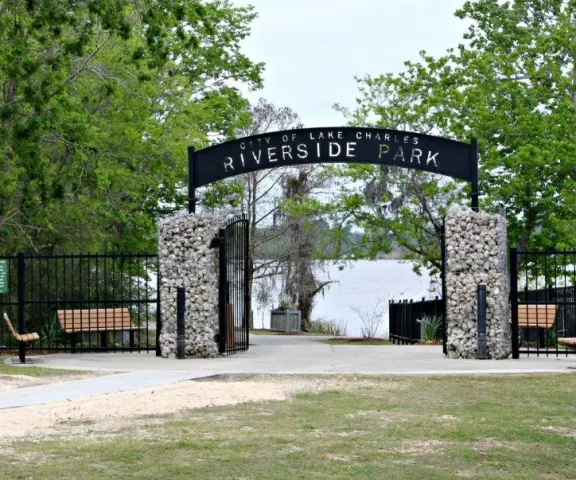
[158,214,221,358]
[445,208,512,359]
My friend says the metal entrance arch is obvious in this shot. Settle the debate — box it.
[189,127,479,354]
[187,127,479,213]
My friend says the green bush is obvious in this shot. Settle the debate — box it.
[276,300,294,311]
[545,329,558,348]
[39,315,65,348]
[418,315,443,342]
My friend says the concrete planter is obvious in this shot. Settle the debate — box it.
[270,310,301,333]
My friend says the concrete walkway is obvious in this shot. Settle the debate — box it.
[2,335,575,409]
[0,371,215,410]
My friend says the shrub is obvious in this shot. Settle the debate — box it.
[276,299,294,311]
[39,315,65,348]
[351,299,386,339]
[545,329,557,348]
[308,319,347,336]
[417,315,443,342]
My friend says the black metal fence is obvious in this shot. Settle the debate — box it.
[218,215,250,355]
[0,253,159,360]
[389,297,445,345]
[389,220,447,347]
[510,248,576,357]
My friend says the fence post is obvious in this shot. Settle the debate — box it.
[218,227,227,354]
[154,270,162,357]
[400,300,406,344]
[477,283,487,359]
[421,297,427,340]
[17,253,25,364]
[156,267,162,357]
[244,217,250,352]
[176,287,185,359]
[389,300,394,344]
[408,299,413,343]
[441,218,447,355]
[510,247,519,359]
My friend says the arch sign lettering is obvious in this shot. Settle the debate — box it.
[188,127,479,213]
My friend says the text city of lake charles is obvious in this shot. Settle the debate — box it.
[221,130,441,173]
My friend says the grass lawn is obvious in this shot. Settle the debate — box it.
[0,355,86,377]
[320,338,393,346]
[1,374,576,479]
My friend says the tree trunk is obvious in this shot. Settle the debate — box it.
[299,293,314,332]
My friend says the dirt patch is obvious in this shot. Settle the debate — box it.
[326,453,355,462]
[438,414,458,420]
[541,426,576,439]
[0,375,388,441]
[471,438,510,454]
[456,471,477,478]
[393,439,446,455]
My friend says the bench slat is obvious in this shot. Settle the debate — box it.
[59,319,132,326]
[62,326,137,332]
[58,317,132,322]
[57,309,129,317]
[59,320,132,325]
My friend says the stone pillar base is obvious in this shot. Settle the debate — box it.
[158,214,221,358]
[445,208,512,359]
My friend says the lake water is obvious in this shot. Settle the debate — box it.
[252,260,439,338]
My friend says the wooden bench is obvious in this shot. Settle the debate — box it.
[56,308,137,349]
[3,313,40,343]
[513,305,558,347]
[558,337,576,348]
[516,304,558,328]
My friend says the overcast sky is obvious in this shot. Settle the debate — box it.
[232,0,469,127]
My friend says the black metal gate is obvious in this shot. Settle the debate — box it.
[510,248,576,358]
[218,215,250,355]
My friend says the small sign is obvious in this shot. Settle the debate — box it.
[0,260,8,294]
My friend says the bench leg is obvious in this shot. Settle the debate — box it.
[538,329,546,349]
[101,332,108,349]
[18,341,25,364]
[129,331,135,349]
